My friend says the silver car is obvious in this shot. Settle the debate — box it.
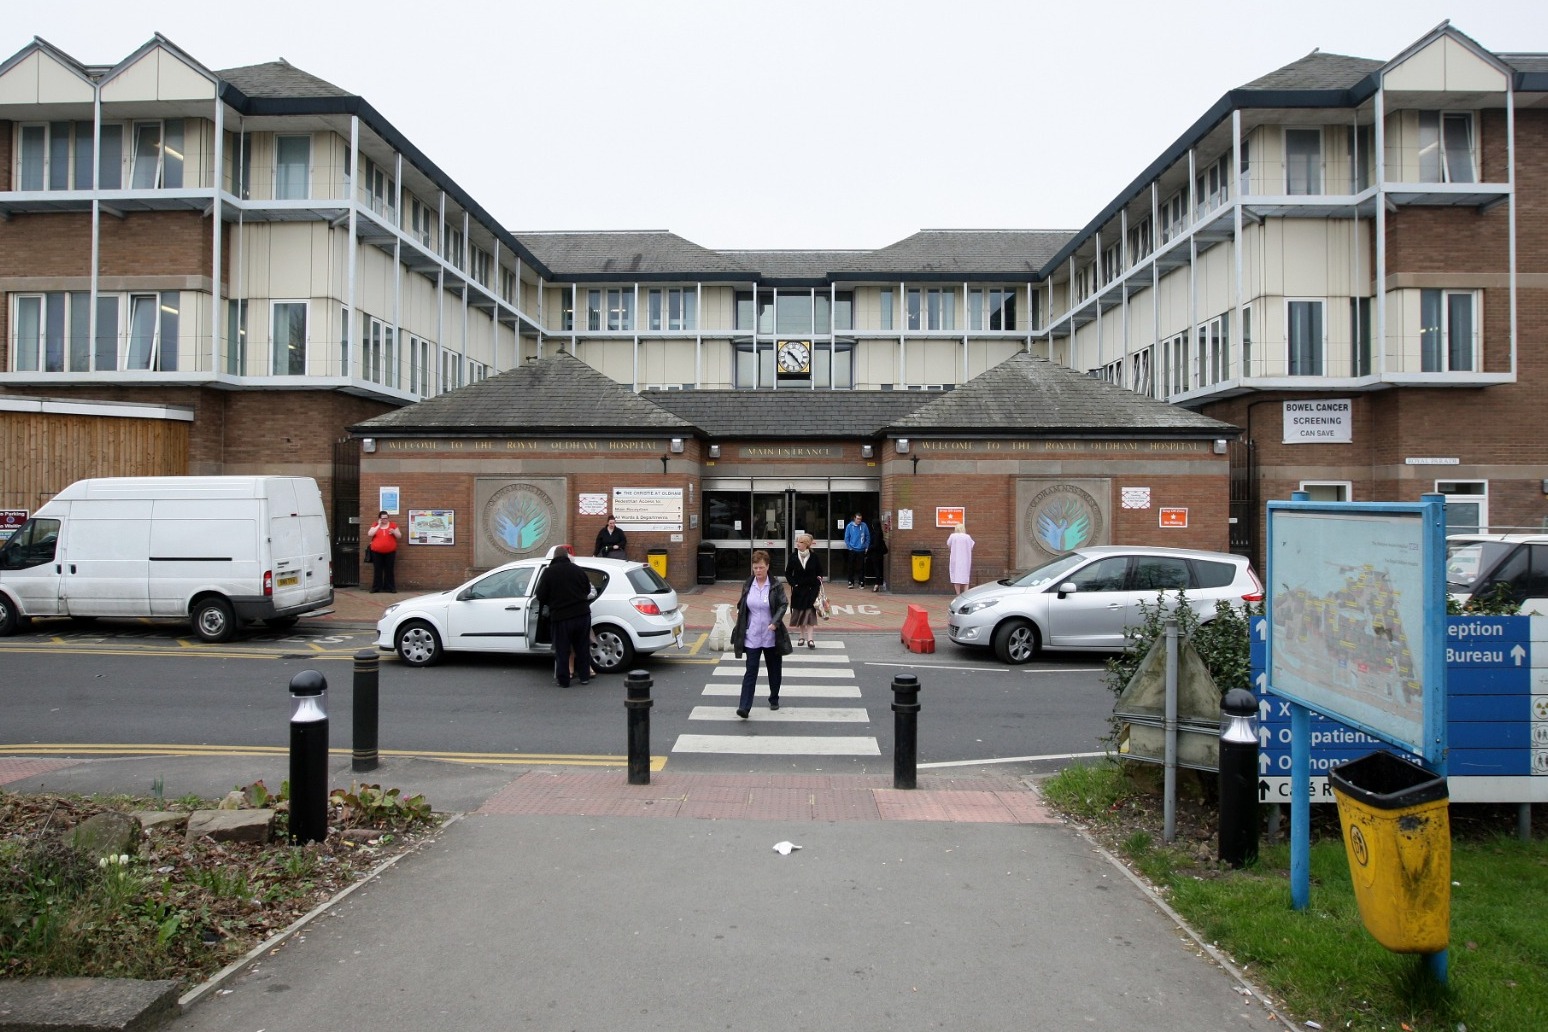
[376,553,684,671]
[947,545,1263,663]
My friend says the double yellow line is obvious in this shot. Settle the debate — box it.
[0,743,666,770]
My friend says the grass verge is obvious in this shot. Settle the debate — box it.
[1043,760,1548,1032]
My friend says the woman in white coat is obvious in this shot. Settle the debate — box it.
[947,524,975,595]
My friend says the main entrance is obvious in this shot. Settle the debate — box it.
[701,478,879,581]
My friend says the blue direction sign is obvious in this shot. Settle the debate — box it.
[1254,615,1545,801]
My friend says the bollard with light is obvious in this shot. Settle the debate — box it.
[891,673,920,789]
[288,669,329,845]
[1218,687,1261,868]
[352,649,379,772]
[625,669,653,785]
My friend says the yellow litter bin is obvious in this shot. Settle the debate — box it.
[646,548,669,579]
[1329,751,1450,954]
[911,548,932,583]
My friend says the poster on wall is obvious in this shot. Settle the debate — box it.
[611,487,684,531]
[897,509,914,530]
[0,510,27,545]
[936,507,965,528]
[408,509,455,545]
[379,486,401,515]
[578,492,609,517]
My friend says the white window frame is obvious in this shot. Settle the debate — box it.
[1437,480,1488,534]
[1419,289,1478,373]
[274,134,311,200]
[1286,298,1325,376]
[647,288,697,332]
[271,300,309,376]
[1285,127,1323,195]
[1418,111,1476,185]
[1298,481,1352,502]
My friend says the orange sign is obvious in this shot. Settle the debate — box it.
[1159,508,1189,528]
[936,507,965,527]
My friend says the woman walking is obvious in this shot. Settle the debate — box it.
[784,533,825,648]
[731,550,789,718]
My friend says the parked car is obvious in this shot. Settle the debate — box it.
[376,551,684,671]
[947,545,1263,663]
[1445,533,1548,614]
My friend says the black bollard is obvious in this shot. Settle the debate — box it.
[1218,687,1260,868]
[352,649,379,773]
[288,669,329,845]
[625,669,653,785]
[891,673,920,789]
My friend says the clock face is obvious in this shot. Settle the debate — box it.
[777,341,811,373]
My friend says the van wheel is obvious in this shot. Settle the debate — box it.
[589,625,635,673]
[192,598,236,643]
[0,595,17,637]
[993,620,1040,664]
[396,620,442,667]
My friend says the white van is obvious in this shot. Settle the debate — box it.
[0,476,333,642]
[1445,533,1548,615]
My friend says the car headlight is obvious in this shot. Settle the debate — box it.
[382,603,399,617]
[956,598,998,616]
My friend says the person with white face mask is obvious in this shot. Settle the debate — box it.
[784,533,826,648]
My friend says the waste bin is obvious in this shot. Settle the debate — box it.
[1329,751,1450,953]
[696,542,717,585]
[647,548,669,580]
[911,548,932,583]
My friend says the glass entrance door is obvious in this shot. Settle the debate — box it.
[701,479,878,582]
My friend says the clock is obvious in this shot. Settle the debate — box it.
[776,340,811,376]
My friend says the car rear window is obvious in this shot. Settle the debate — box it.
[626,565,671,594]
[1191,559,1239,589]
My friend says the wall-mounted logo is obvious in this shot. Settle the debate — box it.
[1026,483,1103,556]
[483,482,558,556]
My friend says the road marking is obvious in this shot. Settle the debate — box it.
[0,744,658,768]
[865,660,1099,674]
[711,666,855,678]
[688,706,870,722]
[673,735,881,756]
[919,751,1108,768]
[701,684,862,698]
[705,653,853,663]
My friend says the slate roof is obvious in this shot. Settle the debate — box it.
[352,351,695,434]
[516,231,755,279]
[217,59,354,99]
[354,351,1238,440]
[894,353,1237,435]
[859,230,1075,277]
[1237,51,1384,92]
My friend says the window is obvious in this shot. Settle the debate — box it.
[1437,481,1487,534]
[1199,312,1230,386]
[1129,346,1153,396]
[1287,299,1324,375]
[409,196,436,247]
[226,299,248,375]
[587,289,634,331]
[1420,289,1476,372]
[905,289,955,331]
[470,246,492,288]
[1126,216,1153,263]
[17,121,97,191]
[97,124,123,189]
[647,288,697,331]
[1161,190,1187,243]
[559,294,575,332]
[1350,297,1372,376]
[361,317,400,387]
[272,301,307,375]
[274,135,310,200]
[1285,128,1322,195]
[125,120,183,189]
[879,289,894,331]
[1100,242,1123,284]
[1299,482,1351,502]
[125,292,179,371]
[1348,125,1373,192]
[224,131,252,198]
[360,156,394,220]
[1241,304,1253,378]
[500,267,517,305]
[1418,112,1475,184]
[442,222,465,268]
[439,348,463,392]
[1195,153,1231,216]
[733,341,853,389]
[967,289,1017,331]
[409,337,431,396]
[1067,556,1129,593]
[1163,332,1188,395]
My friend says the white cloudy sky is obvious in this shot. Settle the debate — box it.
[17,0,1547,250]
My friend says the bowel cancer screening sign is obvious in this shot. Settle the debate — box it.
[1265,498,1448,765]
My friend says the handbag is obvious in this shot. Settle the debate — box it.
[814,589,831,620]
[775,622,794,656]
[363,549,374,565]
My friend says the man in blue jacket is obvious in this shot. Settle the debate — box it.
[843,512,871,588]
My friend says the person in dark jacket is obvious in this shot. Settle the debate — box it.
[783,533,825,648]
[593,516,628,559]
[535,549,594,686]
[730,550,789,717]
[866,517,889,592]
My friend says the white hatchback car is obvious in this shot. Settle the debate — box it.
[376,552,684,671]
[947,545,1263,663]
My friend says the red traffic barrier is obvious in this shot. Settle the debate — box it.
[901,604,936,654]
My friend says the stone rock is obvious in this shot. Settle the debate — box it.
[217,789,247,810]
[67,811,141,861]
[133,810,190,836]
[0,977,180,1032]
[186,808,275,845]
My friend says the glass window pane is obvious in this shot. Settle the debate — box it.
[95,296,119,371]
[98,124,123,189]
[1442,114,1474,184]
[1448,293,1473,371]
[776,293,811,335]
[19,126,45,190]
[1417,111,1441,183]
[131,123,161,188]
[73,122,94,189]
[162,119,183,188]
[43,292,66,372]
[275,135,310,200]
[648,290,662,331]
[69,292,91,371]
[158,292,179,372]
[127,295,157,369]
[1288,300,1323,375]
[14,296,42,371]
[1286,129,1321,195]
[1420,289,1443,371]
[273,302,307,375]
[48,122,71,190]
[879,289,894,331]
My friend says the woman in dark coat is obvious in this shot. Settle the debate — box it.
[593,516,628,559]
[783,532,825,648]
[866,517,889,592]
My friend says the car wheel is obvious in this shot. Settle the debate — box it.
[588,624,635,673]
[263,616,301,630]
[396,620,442,667]
[192,597,236,643]
[992,619,1040,664]
[0,594,17,637]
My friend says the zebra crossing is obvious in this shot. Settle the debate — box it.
[671,640,881,756]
